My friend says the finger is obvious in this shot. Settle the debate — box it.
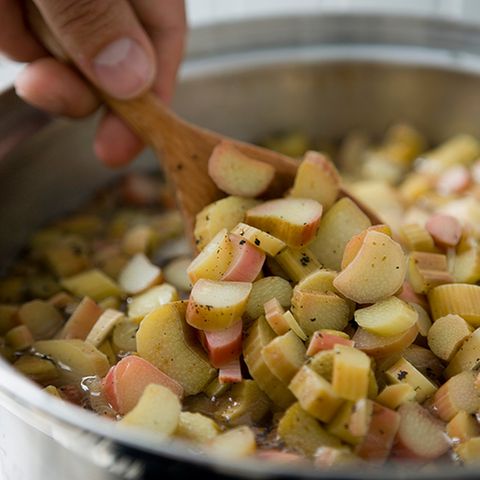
[33,0,157,99]
[0,0,46,61]
[132,0,187,103]
[94,112,143,167]
[15,57,99,117]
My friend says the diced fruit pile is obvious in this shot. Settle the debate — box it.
[4,127,480,470]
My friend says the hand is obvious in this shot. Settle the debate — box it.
[0,0,187,166]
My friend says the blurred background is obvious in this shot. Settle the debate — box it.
[2,0,480,92]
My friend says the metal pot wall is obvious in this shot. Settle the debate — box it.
[2,11,480,480]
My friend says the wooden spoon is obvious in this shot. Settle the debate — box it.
[27,5,380,247]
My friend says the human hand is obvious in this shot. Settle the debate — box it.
[0,0,187,166]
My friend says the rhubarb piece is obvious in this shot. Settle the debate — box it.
[120,384,181,436]
[33,339,109,382]
[355,402,400,463]
[399,223,436,253]
[194,197,258,250]
[426,214,462,248]
[208,141,275,197]
[375,384,415,410]
[306,330,354,356]
[275,247,321,282]
[162,257,191,292]
[186,279,251,331]
[200,320,242,368]
[17,300,63,340]
[289,366,343,422]
[396,281,429,311]
[277,402,341,457]
[437,165,471,195]
[5,325,33,350]
[341,224,393,269]
[419,133,480,174]
[118,253,162,295]
[102,355,183,414]
[310,197,371,271]
[282,310,307,341]
[455,437,480,464]
[111,318,137,354]
[411,303,432,337]
[407,251,453,294]
[446,327,480,377]
[121,224,157,256]
[127,284,179,322]
[333,231,406,304]
[385,357,437,403]
[263,297,289,335]
[427,314,472,361]
[60,297,102,340]
[61,269,123,301]
[446,411,480,443]
[245,276,292,322]
[176,412,220,443]
[218,358,242,384]
[353,324,418,358]
[332,345,371,401]
[262,330,306,384]
[402,345,444,383]
[222,233,265,282]
[187,228,234,284]
[291,287,351,336]
[246,198,323,248]
[231,222,286,256]
[393,402,449,460]
[136,302,216,395]
[97,339,116,366]
[85,309,124,347]
[208,426,256,459]
[348,398,373,437]
[429,283,480,326]
[215,379,270,426]
[453,246,480,284]
[290,151,340,210]
[327,402,363,445]
[354,297,418,337]
[433,371,480,422]
[14,355,58,384]
[296,269,337,293]
[243,316,295,408]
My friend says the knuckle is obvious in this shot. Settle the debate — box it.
[49,0,116,40]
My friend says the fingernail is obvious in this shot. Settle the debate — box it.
[93,37,154,99]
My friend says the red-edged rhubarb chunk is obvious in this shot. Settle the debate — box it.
[355,401,400,463]
[426,213,462,248]
[186,279,252,331]
[218,357,243,384]
[200,320,243,368]
[102,355,183,414]
[222,234,266,282]
[392,402,449,461]
[246,198,323,248]
[306,331,354,356]
[208,141,275,198]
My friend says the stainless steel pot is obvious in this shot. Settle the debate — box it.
[2,11,480,480]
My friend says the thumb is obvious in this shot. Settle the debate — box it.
[32,0,156,99]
